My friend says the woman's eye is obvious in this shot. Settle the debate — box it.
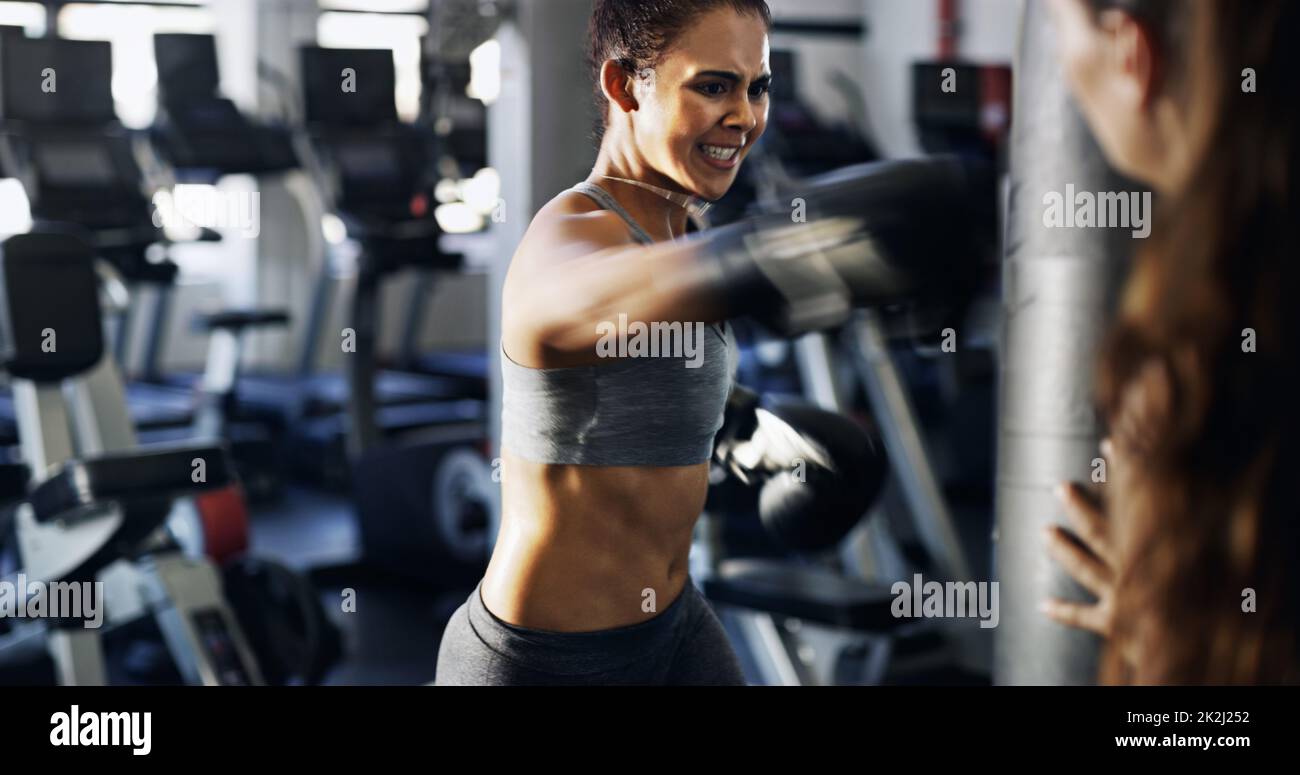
[698,82,727,96]
[749,83,770,99]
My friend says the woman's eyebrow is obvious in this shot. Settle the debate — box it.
[694,70,773,84]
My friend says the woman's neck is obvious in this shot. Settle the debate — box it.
[588,144,692,241]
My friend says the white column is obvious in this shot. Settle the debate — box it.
[486,0,598,520]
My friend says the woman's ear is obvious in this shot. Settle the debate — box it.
[600,59,639,116]
[1099,9,1161,110]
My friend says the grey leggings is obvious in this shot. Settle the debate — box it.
[434,579,747,685]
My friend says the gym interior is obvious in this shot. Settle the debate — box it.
[0,0,1293,689]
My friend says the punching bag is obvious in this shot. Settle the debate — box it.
[994,1,1145,684]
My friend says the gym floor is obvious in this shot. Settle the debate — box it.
[250,488,466,686]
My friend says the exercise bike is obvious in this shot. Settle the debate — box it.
[0,232,340,686]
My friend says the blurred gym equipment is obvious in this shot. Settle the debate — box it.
[0,35,290,502]
[296,45,493,588]
[0,231,339,686]
[152,33,299,181]
[695,155,998,685]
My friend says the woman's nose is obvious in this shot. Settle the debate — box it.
[725,95,758,134]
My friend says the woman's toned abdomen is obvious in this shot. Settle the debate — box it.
[480,451,709,631]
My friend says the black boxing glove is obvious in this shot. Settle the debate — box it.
[713,385,889,553]
[694,155,995,338]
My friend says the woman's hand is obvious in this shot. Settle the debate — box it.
[1041,360,1176,681]
[1041,451,1117,637]
[1042,358,1173,629]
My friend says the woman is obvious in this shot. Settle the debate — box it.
[1043,0,1300,683]
[434,0,777,685]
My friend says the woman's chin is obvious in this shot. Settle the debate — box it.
[677,158,740,201]
[684,175,732,204]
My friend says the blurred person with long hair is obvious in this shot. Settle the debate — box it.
[1044,0,1300,684]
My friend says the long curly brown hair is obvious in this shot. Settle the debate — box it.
[1089,0,1300,684]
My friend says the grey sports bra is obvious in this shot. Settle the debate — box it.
[500,181,736,466]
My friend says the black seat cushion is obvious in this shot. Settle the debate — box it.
[0,232,103,382]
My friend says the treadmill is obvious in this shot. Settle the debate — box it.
[0,36,194,443]
[280,46,488,484]
[148,37,477,480]
[152,33,299,183]
[388,41,492,398]
[0,35,289,501]
[146,32,313,424]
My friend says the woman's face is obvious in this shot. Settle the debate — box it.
[627,7,771,201]
[1049,0,1219,195]
[1048,0,1162,184]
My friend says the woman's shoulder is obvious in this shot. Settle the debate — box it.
[513,186,637,264]
[536,184,619,226]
